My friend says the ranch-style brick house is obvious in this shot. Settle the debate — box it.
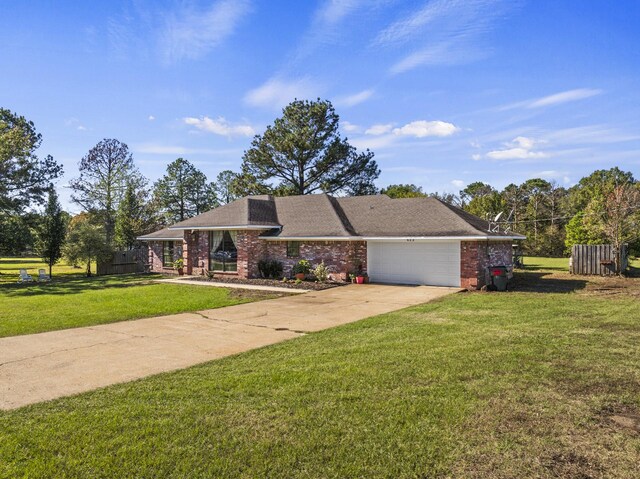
[138,194,524,289]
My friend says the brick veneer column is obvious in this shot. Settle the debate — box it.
[236,230,266,278]
[460,240,514,290]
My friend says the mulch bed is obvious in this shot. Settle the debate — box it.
[186,275,347,291]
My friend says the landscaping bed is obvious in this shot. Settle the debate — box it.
[187,275,346,291]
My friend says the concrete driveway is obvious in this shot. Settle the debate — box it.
[0,284,459,410]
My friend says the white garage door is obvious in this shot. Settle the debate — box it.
[367,240,461,287]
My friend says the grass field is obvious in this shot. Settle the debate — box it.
[522,255,640,272]
[1,262,639,477]
[0,257,93,284]
[0,258,276,337]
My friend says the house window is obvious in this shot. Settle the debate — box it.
[287,241,300,258]
[209,230,238,272]
[162,241,174,267]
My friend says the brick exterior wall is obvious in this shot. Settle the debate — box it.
[148,240,184,275]
[148,231,511,288]
[237,230,267,279]
[183,230,209,276]
[261,240,367,280]
[460,240,513,290]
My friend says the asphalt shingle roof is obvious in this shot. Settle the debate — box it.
[159,193,523,239]
[137,227,184,241]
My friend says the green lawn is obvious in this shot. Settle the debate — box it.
[522,255,640,272]
[521,255,570,271]
[0,258,273,337]
[0,256,93,284]
[1,270,639,477]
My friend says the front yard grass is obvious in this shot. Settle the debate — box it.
[1,267,639,477]
[0,258,277,338]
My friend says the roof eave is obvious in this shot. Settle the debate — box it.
[261,235,362,241]
[168,225,280,231]
[362,235,526,241]
[136,236,184,241]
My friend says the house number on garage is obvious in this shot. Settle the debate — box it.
[406,239,415,242]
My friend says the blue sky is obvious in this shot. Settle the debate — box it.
[2,0,639,210]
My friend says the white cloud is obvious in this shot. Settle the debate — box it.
[393,120,459,138]
[472,153,482,161]
[377,0,512,74]
[317,0,365,25]
[65,117,88,131]
[486,136,547,160]
[160,0,252,63]
[528,88,602,108]
[542,125,640,144]
[293,0,383,59]
[500,88,603,110]
[451,179,465,188]
[390,42,484,74]
[365,123,394,136]
[487,148,546,160]
[183,116,255,137]
[511,136,536,149]
[342,121,361,133]
[350,134,397,151]
[244,77,321,109]
[335,88,374,107]
[148,115,155,121]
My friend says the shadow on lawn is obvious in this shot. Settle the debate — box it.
[511,271,588,293]
[0,274,162,298]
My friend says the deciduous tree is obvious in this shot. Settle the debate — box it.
[380,184,426,198]
[63,214,111,277]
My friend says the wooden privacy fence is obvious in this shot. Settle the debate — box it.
[97,248,148,275]
[570,244,628,276]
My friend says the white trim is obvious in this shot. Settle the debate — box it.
[168,225,277,231]
[362,235,525,241]
[261,236,361,241]
[262,235,524,241]
[137,237,183,241]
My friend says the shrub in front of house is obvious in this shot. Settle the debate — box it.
[313,261,331,283]
[258,259,284,279]
[292,259,311,279]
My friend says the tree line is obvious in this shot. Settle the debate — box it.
[2,99,638,277]
[0,100,380,274]
[382,168,640,259]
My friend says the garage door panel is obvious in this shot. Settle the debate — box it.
[367,241,460,287]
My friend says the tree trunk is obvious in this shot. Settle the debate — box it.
[49,262,52,279]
